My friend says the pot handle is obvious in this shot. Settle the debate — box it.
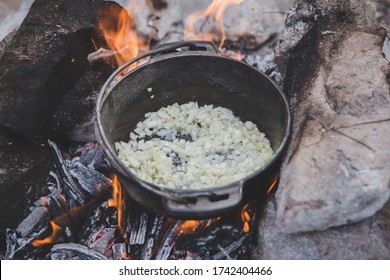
[99,41,220,102]
[149,40,220,57]
[162,181,243,215]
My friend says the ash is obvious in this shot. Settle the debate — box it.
[1,141,253,260]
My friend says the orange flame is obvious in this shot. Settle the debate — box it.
[32,221,62,247]
[178,220,200,235]
[108,175,126,236]
[98,4,147,67]
[185,0,243,48]
[267,174,280,195]
[241,204,251,233]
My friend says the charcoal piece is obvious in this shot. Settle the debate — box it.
[209,234,250,260]
[78,143,109,171]
[4,229,19,260]
[173,224,251,260]
[89,227,116,255]
[125,202,153,246]
[0,0,105,138]
[45,192,68,219]
[140,215,165,260]
[68,161,111,196]
[50,249,81,260]
[16,207,47,238]
[50,243,108,260]
[154,220,180,260]
[0,138,51,250]
[7,226,49,260]
[48,140,87,205]
[78,202,116,245]
[168,250,201,260]
[112,243,127,260]
[128,212,148,245]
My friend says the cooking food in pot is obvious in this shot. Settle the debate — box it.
[115,102,273,190]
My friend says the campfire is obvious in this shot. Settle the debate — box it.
[1,0,278,260]
[1,0,389,261]
[5,139,259,260]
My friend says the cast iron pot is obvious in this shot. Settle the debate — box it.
[95,41,291,219]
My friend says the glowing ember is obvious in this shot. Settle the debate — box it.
[108,175,126,236]
[184,0,243,48]
[178,220,200,235]
[32,221,62,247]
[97,3,147,67]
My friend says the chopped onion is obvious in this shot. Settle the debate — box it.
[116,102,274,190]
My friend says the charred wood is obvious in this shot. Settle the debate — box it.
[154,220,180,260]
[50,243,108,260]
[68,160,111,197]
[140,215,165,260]
[48,140,87,205]
[88,227,116,255]
[210,234,250,260]
[15,207,46,238]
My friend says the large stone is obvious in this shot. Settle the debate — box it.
[276,22,390,233]
[275,0,377,76]
[44,64,112,142]
[253,195,390,259]
[0,138,51,249]
[0,0,103,138]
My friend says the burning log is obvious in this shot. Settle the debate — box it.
[275,1,390,233]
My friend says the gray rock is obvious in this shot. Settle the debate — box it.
[253,196,390,259]
[276,22,390,233]
[0,0,103,138]
[0,138,51,249]
[275,0,377,76]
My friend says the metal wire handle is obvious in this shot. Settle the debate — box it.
[99,41,219,103]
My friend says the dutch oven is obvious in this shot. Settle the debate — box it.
[95,41,291,219]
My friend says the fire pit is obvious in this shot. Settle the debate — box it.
[1,0,389,261]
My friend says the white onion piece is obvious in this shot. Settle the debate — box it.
[116,102,273,190]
